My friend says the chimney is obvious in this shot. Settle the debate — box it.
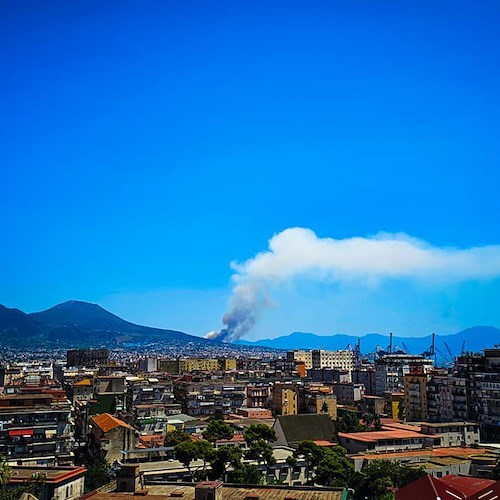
[195,481,223,500]
[116,464,141,493]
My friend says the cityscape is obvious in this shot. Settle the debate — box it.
[1,1,499,500]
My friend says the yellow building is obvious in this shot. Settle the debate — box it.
[218,358,237,371]
[158,358,221,374]
[180,359,219,372]
[315,394,338,419]
[404,372,428,422]
[272,384,298,415]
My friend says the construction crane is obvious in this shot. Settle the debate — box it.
[444,341,454,361]
[353,338,361,369]
[435,347,453,367]
[401,341,410,354]
[422,333,436,363]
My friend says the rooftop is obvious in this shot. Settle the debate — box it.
[420,421,479,428]
[350,446,494,461]
[88,482,346,500]
[338,430,429,443]
[396,474,499,500]
[74,379,93,386]
[275,414,336,445]
[9,466,86,484]
[91,413,135,433]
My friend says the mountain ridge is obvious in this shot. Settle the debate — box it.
[236,326,500,358]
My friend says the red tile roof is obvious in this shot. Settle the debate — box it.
[440,476,497,498]
[91,413,135,433]
[396,475,499,500]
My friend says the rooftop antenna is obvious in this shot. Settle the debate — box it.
[389,332,393,354]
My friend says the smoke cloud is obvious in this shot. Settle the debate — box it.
[208,227,500,342]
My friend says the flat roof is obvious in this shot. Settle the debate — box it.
[339,430,429,443]
[350,446,493,461]
[420,421,478,428]
[88,483,345,500]
[9,466,86,484]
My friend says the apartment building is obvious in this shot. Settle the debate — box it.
[427,375,468,422]
[309,368,350,384]
[448,348,500,441]
[272,383,299,416]
[246,383,272,408]
[403,370,428,422]
[0,392,74,466]
[287,350,313,369]
[138,357,158,373]
[175,382,246,417]
[419,422,480,447]
[158,358,220,374]
[352,367,377,396]
[375,354,433,395]
[331,383,364,405]
[288,350,354,372]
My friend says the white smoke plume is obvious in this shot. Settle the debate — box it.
[209,227,500,342]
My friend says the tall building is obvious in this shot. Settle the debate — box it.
[456,348,500,441]
[272,383,298,415]
[375,354,433,395]
[427,375,468,423]
[403,367,428,422]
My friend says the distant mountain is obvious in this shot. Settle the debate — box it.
[237,326,500,359]
[0,305,41,338]
[0,300,211,348]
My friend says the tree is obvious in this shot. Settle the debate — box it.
[361,413,375,427]
[195,440,216,478]
[361,413,382,431]
[84,462,113,493]
[164,429,191,447]
[351,460,426,500]
[0,472,46,500]
[203,419,234,444]
[228,464,264,484]
[293,441,325,483]
[210,445,243,480]
[0,455,11,487]
[336,411,361,433]
[175,441,199,481]
[314,446,354,488]
[244,425,277,467]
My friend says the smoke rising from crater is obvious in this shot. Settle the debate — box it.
[207,227,500,342]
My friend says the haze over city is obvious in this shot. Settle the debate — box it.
[2,1,499,340]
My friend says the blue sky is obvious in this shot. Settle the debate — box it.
[1,1,499,340]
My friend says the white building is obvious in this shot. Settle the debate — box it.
[289,350,354,372]
[419,422,480,447]
[375,354,433,395]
